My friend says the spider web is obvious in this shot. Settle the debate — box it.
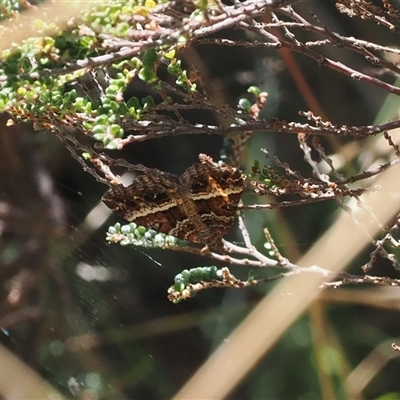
[0,123,254,399]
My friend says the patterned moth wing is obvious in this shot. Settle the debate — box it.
[102,155,245,250]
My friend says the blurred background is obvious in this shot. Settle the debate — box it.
[1,1,400,399]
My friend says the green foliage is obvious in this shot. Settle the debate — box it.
[138,49,159,83]
[247,85,261,96]
[0,0,31,20]
[106,222,187,248]
[167,58,197,92]
[250,159,277,187]
[237,97,252,112]
[81,1,160,37]
[168,265,224,303]
[0,0,198,151]
[173,266,222,291]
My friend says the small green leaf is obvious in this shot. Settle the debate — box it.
[141,49,158,69]
[238,98,252,111]
[138,67,158,83]
[247,86,261,96]
[105,140,119,150]
[164,49,176,60]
